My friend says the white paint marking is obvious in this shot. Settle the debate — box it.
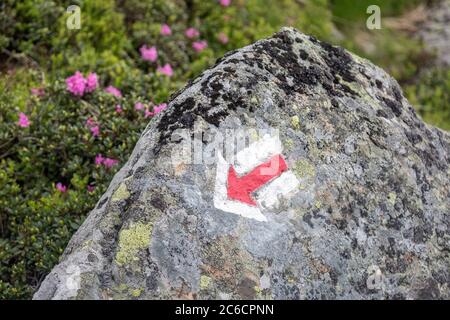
[213,134,299,222]
[234,134,283,175]
[256,171,300,209]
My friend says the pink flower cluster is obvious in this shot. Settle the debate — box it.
[65,71,98,96]
[140,45,158,62]
[135,102,145,111]
[17,112,31,128]
[95,154,119,169]
[105,85,122,98]
[220,0,231,7]
[86,117,100,137]
[144,103,167,118]
[157,64,173,77]
[56,182,67,193]
[192,40,208,53]
[133,101,167,118]
[185,27,200,39]
[153,103,167,115]
[160,24,172,36]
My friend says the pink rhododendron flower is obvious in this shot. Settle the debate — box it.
[220,0,231,7]
[160,24,172,36]
[218,32,229,44]
[115,104,123,113]
[134,102,145,110]
[31,87,45,97]
[185,27,200,39]
[153,103,167,114]
[105,85,122,98]
[56,182,67,193]
[87,185,95,193]
[157,64,173,77]
[144,108,153,118]
[85,72,98,92]
[140,45,158,62]
[90,125,100,137]
[17,112,30,128]
[66,71,86,96]
[95,154,105,165]
[192,40,208,52]
[103,158,119,169]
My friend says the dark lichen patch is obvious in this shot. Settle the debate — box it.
[330,98,339,108]
[390,84,403,102]
[252,29,360,99]
[317,40,356,83]
[150,195,167,212]
[156,97,197,146]
[180,113,196,127]
[381,96,403,117]
[376,109,392,119]
[375,79,383,89]
[299,49,308,60]
[405,130,423,145]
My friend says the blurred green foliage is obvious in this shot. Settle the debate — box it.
[0,0,448,299]
[405,69,450,130]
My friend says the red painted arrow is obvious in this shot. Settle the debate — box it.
[227,154,288,206]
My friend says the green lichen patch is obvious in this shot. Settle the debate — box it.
[250,96,259,105]
[200,275,212,290]
[115,222,153,266]
[293,159,316,178]
[387,192,397,206]
[112,182,130,203]
[291,115,300,130]
[130,288,143,298]
[284,138,294,151]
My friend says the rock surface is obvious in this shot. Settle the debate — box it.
[34,27,449,300]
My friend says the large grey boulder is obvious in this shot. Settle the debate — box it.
[34,27,449,300]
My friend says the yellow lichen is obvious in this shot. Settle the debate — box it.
[293,159,316,178]
[315,200,321,209]
[291,116,300,130]
[112,183,130,202]
[130,288,142,297]
[115,222,153,266]
[387,192,397,205]
[200,275,211,290]
[284,138,294,151]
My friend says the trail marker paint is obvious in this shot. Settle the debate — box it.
[214,135,299,222]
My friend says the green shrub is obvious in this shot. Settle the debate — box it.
[0,69,151,298]
[405,69,450,131]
